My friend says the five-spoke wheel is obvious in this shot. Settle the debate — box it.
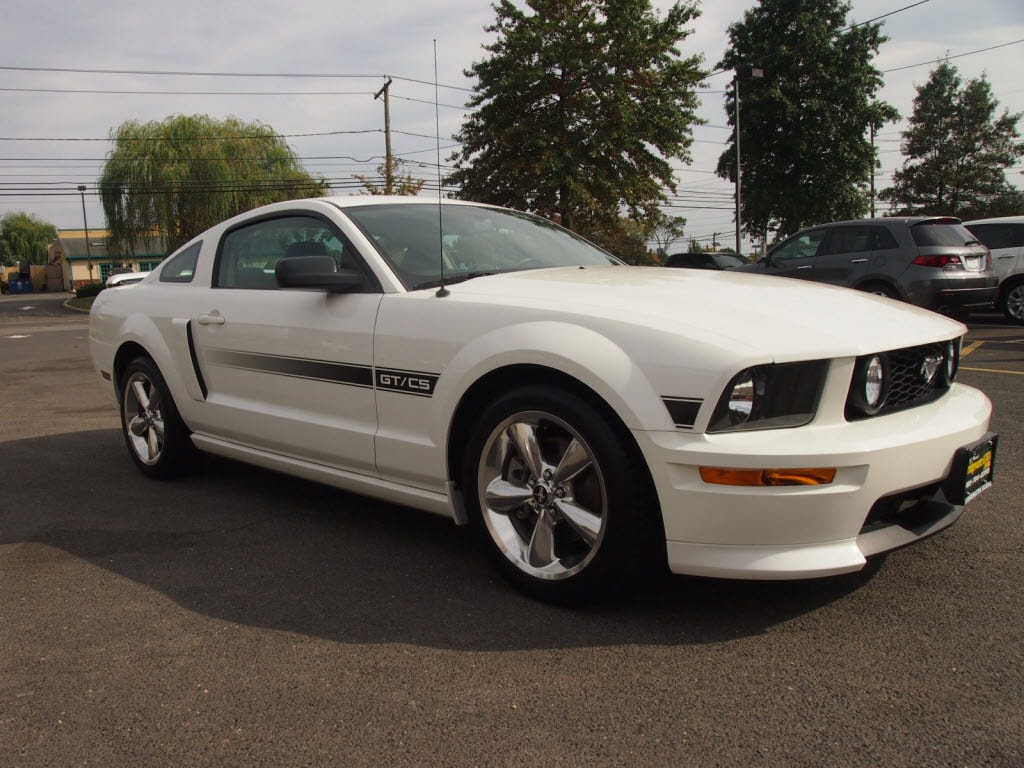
[119,357,196,479]
[463,386,662,602]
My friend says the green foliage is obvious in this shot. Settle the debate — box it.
[99,115,328,256]
[717,0,898,238]
[0,211,58,265]
[880,62,1024,219]
[354,159,427,196]
[448,0,705,236]
[649,213,687,257]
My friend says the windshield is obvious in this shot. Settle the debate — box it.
[341,203,621,289]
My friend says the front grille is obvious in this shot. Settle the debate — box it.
[846,341,953,420]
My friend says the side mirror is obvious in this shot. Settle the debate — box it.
[275,255,363,293]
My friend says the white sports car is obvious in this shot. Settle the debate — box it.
[89,197,997,602]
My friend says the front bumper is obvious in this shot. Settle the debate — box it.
[637,383,992,579]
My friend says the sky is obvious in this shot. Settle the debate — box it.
[1,0,1022,254]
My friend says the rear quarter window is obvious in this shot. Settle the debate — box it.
[967,223,1024,249]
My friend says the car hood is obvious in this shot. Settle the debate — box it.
[443,266,964,361]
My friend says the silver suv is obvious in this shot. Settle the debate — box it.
[964,216,1024,323]
[734,216,998,313]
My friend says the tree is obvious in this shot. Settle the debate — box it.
[99,115,327,256]
[880,62,1023,219]
[0,212,57,266]
[649,213,687,257]
[354,159,427,196]
[448,0,705,242]
[717,0,898,238]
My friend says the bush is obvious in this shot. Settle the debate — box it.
[76,283,105,299]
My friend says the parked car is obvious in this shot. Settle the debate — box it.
[963,215,1024,323]
[88,197,996,603]
[733,216,998,314]
[105,271,147,288]
[664,252,746,270]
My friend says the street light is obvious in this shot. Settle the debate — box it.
[734,66,763,256]
[77,184,93,284]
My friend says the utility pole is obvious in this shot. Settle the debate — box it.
[374,78,394,195]
[734,67,763,257]
[77,184,92,284]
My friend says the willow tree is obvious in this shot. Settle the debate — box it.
[448,0,705,240]
[0,211,57,266]
[99,115,327,256]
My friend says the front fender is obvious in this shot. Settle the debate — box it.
[434,320,673,436]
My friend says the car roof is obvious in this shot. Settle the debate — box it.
[964,215,1024,225]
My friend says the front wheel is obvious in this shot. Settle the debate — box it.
[999,279,1024,324]
[462,386,663,603]
[119,357,198,479]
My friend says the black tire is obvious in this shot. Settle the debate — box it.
[859,282,899,300]
[119,356,198,479]
[461,385,664,604]
[998,279,1024,324]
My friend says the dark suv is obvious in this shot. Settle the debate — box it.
[733,216,997,313]
[664,252,746,270]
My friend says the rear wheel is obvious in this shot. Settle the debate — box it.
[462,386,663,603]
[859,282,899,300]
[119,357,197,479]
[999,279,1024,324]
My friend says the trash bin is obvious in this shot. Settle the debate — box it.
[8,278,32,294]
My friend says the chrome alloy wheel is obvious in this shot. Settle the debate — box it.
[1005,282,1024,322]
[123,371,166,466]
[477,411,608,580]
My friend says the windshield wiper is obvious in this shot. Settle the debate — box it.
[410,270,500,291]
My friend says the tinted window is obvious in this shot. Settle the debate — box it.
[822,226,871,255]
[216,215,366,290]
[871,226,899,250]
[159,242,201,283]
[967,223,1024,250]
[770,229,827,261]
[712,254,745,268]
[911,220,977,247]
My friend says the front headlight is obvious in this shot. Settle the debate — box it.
[707,360,828,433]
[846,353,890,418]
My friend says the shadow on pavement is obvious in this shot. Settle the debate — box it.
[0,428,881,651]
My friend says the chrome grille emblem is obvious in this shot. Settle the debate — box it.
[920,354,943,383]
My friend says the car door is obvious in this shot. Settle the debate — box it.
[764,228,828,280]
[810,225,875,287]
[189,213,383,476]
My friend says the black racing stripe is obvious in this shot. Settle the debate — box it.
[207,349,374,388]
[662,397,702,429]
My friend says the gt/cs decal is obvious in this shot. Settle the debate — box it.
[375,368,438,397]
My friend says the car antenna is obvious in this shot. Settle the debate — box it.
[433,39,450,299]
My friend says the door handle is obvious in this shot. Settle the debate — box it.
[796,265,812,270]
[851,258,868,263]
[197,314,226,325]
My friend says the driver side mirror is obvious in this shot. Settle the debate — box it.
[275,255,363,293]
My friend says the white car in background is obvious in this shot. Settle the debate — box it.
[88,197,997,603]
[105,270,147,288]
[964,216,1024,323]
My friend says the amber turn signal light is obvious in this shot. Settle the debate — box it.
[699,467,837,487]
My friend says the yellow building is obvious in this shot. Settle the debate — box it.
[47,230,167,290]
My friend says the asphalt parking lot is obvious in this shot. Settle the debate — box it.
[1,292,1022,767]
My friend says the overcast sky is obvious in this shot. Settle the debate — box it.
[1,0,1022,252]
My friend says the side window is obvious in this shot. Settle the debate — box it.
[822,227,871,256]
[215,215,369,290]
[771,229,827,262]
[968,223,1024,250]
[159,242,202,283]
[871,226,899,250]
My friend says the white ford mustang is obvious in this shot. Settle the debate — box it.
[89,197,997,602]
